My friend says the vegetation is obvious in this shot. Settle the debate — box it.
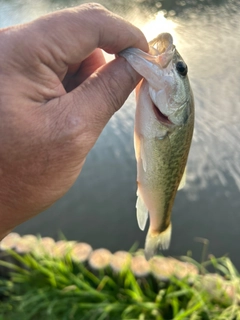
[0,249,239,320]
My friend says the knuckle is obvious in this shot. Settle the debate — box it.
[83,3,107,14]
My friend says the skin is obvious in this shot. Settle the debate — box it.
[0,3,148,240]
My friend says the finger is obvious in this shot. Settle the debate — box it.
[64,49,105,77]
[63,49,106,92]
[11,3,148,76]
[68,57,141,147]
[44,57,141,157]
[76,49,106,83]
[41,4,148,58]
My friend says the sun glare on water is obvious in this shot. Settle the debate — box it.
[139,11,178,44]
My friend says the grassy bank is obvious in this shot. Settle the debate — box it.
[0,237,239,319]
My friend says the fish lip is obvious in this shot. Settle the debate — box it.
[152,103,175,127]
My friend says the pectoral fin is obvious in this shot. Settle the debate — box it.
[178,167,187,190]
[136,190,148,231]
[140,138,147,172]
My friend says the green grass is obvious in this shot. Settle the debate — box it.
[0,250,240,320]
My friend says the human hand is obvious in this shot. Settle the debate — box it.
[0,3,148,238]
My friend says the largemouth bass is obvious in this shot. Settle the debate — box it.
[119,33,194,260]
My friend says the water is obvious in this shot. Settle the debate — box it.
[1,0,240,267]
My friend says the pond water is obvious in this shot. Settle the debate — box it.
[1,0,240,267]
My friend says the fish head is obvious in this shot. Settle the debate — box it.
[119,33,193,126]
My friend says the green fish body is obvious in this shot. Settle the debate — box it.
[119,33,194,259]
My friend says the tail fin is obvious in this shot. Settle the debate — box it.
[144,223,172,260]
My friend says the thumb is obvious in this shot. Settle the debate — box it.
[51,57,141,152]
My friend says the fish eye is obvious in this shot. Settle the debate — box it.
[176,61,188,76]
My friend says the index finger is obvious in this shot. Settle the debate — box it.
[23,3,148,67]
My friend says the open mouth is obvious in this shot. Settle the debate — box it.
[153,103,173,125]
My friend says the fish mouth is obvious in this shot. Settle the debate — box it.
[119,33,175,89]
[153,103,173,126]
[149,33,173,54]
[149,33,175,68]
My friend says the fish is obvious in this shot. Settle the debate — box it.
[119,33,194,260]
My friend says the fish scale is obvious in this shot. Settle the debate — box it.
[119,33,194,259]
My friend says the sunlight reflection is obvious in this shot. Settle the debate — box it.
[140,11,177,43]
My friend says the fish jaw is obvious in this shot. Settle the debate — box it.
[119,48,165,91]
[119,47,180,123]
[136,79,176,129]
[134,80,171,141]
